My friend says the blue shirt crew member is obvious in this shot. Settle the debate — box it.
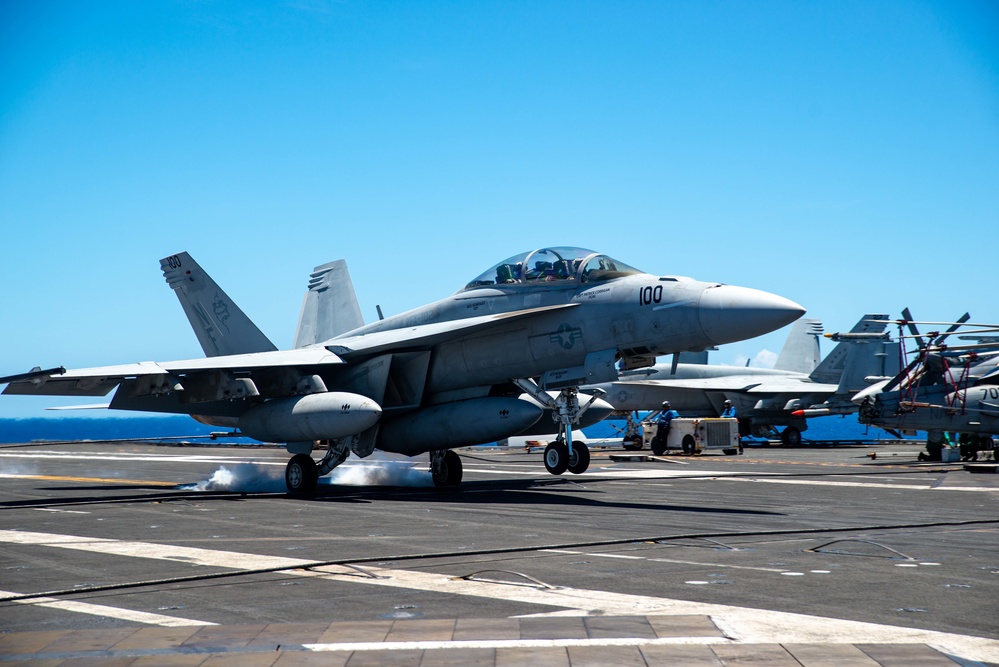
[657,401,679,431]
[720,400,737,418]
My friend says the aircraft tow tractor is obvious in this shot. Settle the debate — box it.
[639,414,742,456]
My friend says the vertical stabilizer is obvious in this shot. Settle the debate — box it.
[836,340,901,396]
[773,319,823,373]
[294,260,365,348]
[809,314,891,386]
[161,252,277,357]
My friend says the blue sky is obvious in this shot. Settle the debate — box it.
[1,1,997,418]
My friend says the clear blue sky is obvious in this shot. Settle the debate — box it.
[1,1,997,418]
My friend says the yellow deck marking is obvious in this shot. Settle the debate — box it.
[0,473,177,486]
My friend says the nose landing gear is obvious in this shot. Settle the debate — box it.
[513,380,602,477]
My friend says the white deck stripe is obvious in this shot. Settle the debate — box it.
[723,477,998,492]
[305,636,728,652]
[0,589,213,627]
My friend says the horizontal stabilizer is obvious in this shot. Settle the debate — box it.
[46,404,111,410]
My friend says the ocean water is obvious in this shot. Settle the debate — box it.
[0,417,243,444]
[0,414,911,445]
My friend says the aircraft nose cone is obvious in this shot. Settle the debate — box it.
[699,285,805,346]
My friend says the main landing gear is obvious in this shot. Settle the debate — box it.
[430,449,463,487]
[513,379,601,477]
[780,426,802,447]
[284,437,352,497]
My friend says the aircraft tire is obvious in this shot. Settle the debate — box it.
[623,435,643,451]
[544,441,569,475]
[567,441,590,474]
[432,450,463,487]
[286,454,319,497]
[781,426,802,448]
[681,435,696,455]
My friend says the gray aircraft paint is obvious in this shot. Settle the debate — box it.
[2,247,803,487]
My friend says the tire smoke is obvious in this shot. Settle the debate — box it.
[180,453,433,492]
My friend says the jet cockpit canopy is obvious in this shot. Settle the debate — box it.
[462,247,642,291]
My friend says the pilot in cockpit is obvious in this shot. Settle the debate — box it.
[496,263,522,284]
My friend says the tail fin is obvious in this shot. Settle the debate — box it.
[836,339,901,396]
[161,252,277,357]
[773,319,823,373]
[293,260,365,348]
[808,314,892,388]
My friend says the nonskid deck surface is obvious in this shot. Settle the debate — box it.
[0,441,997,665]
[0,616,969,665]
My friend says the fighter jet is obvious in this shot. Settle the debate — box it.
[853,312,999,460]
[590,314,898,447]
[1,247,803,494]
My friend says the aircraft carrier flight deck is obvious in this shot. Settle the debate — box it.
[1,439,997,666]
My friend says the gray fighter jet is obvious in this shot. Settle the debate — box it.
[853,313,999,460]
[590,314,898,446]
[1,247,803,494]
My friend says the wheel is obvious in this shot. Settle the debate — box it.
[622,435,643,451]
[567,441,590,474]
[780,426,802,448]
[681,435,696,455]
[285,454,319,497]
[544,441,569,475]
[432,450,463,487]
[651,434,667,456]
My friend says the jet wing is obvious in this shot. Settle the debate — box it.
[327,303,580,358]
[613,376,840,395]
[1,348,345,397]
[612,378,765,392]
[744,379,839,394]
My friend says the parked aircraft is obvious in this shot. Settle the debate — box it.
[1,247,803,494]
[591,314,898,447]
[853,311,999,459]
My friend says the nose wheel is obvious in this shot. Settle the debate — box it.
[543,438,590,475]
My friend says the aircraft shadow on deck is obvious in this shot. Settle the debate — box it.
[2,477,783,516]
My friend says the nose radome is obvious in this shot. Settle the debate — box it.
[698,285,805,346]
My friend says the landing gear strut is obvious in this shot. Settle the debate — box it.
[513,380,600,476]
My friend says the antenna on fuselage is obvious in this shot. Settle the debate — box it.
[376,305,385,321]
